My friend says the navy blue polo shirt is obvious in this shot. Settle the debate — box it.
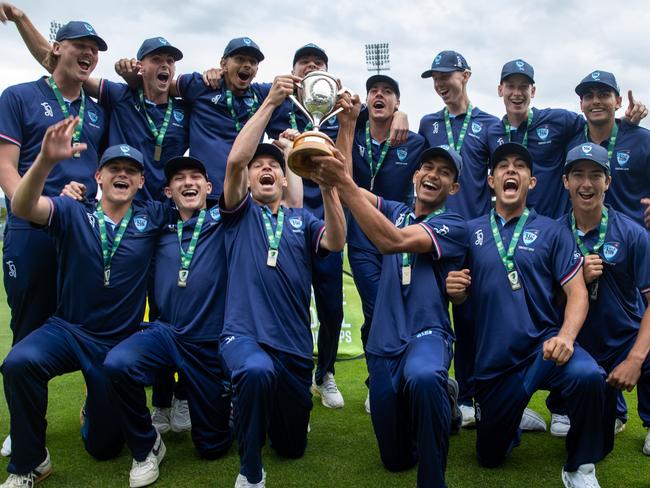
[176,73,271,197]
[466,209,583,380]
[366,198,468,357]
[98,79,189,202]
[561,208,650,363]
[348,127,425,251]
[0,77,105,229]
[266,100,339,218]
[219,194,326,359]
[153,204,225,340]
[488,108,585,218]
[47,196,174,341]
[568,120,650,228]
[418,106,499,219]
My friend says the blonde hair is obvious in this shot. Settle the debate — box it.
[43,47,59,73]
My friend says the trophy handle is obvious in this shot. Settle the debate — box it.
[319,87,355,127]
[288,94,315,125]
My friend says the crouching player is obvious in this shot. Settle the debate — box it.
[1,118,174,487]
[104,156,233,487]
[218,75,346,487]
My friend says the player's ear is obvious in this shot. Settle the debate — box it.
[164,186,172,198]
[449,181,460,196]
[487,173,495,190]
[529,175,537,190]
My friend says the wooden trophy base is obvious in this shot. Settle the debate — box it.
[287,131,335,179]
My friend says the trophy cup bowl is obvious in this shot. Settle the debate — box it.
[287,71,349,178]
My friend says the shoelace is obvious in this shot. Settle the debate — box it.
[5,473,35,487]
[322,379,339,394]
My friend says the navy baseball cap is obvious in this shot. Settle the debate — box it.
[99,144,144,170]
[251,143,285,172]
[421,50,470,78]
[564,143,610,175]
[137,37,183,61]
[55,21,107,51]
[418,145,463,179]
[490,142,533,172]
[575,70,620,97]
[165,156,208,182]
[293,43,328,66]
[223,37,264,62]
[366,74,400,97]
[500,59,535,84]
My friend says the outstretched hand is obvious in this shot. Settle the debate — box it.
[40,117,86,166]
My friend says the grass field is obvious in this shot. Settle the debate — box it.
[0,289,647,486]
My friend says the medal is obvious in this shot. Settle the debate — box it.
[402,265,411,285]
[267,249,278,267]
[177,269,189,287]
[589,279,599,301]
[154,145,162,162]
[490,208,530,293]
[48,76,86,156]
[365,121,390,192]
[72,142,81,158]
[444,102,473,152]
[262,207,284,269]
[177,209,206,287]
[508,270,521,291]
[226,88,258,132]
[400,207,445,286]
[97,203,132,288]
[571,208,608,301]
[139,88,173,164]
[103,267,111,287]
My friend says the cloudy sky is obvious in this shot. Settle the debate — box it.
[1,0,649,129]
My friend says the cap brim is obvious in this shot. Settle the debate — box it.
[165,156,207,182]
[564,157,610,175]
[575,81,619,96]
[421,67,462,78]
[227,46,264,62]
[59,34,108,51]
[99,155,144,170]
[251,143,285,172]
[501,72,534,84]
[293,47,328,66]
[490,142,533,171]
[366,75,400,97]
[419,147,461,176]
[142,45,183,61]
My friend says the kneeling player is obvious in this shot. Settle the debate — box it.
[1,119,174,487]
[446,143,611,487]
[313,110,466,487]
[219,76,346,487]
[104,156,233,487]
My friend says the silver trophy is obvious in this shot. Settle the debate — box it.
[288,71,350,178]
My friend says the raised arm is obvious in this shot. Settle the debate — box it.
[222,74,297,209]
[0,3,49,67]
[274,129,303,208]
[12,117,86,225]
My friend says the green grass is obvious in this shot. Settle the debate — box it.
[0,294,647,485]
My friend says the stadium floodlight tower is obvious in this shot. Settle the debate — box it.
[48,20,63,43]
[365,42,390,75]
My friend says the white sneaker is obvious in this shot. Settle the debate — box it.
[151,407,171,435]
[550,414,571,437]
[1,436,11,457]
[643,428,650,456]
[170,398,191,433]
[519,408,547,432]
[234,469,266,488]
[614,418,626,435]
[364,392,371,414]
[129,432,166,488]
[561,463,601,488]
[0,448,51,487]
[312,373,344,409]
[459,404,476,428]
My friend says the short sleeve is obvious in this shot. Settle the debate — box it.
[420,214,468,261]
[552,224,584,286]
[218,193,251,227]
[176,72,204,103]
[561,110,585,144]
[98,79,130,109]
[304,209,326,256]
[632,227,650,294]
[377,198,409,221]
[0,88,24,147]
[47,196,77,238]
[143,200,177,231]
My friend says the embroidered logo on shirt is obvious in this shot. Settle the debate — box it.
[536,126,549,140]
[86,212,96,228]
[5,260,16,278]
[471,121,482,134]
[474,229,483,246]
[41,102,54,118]
[173,109,184,123]
[603,242,620,261]
[87,110,98,124]
[616,151,630,166]
[289,217,303,230]
[432,224,449,235]
[522,230,538,246]
[432,121,439,134]
[397,148,408,161]
[210,207,221,222]
[211,94,222,105]
[134,215,148,232]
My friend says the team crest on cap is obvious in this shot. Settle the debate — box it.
[88,110,98,124]
[591,71,601,80]
[84,24,94,33]
[581,144,592,154]
[289,217,303,229]
[616,151,630,166]
[536,126,549,140]
[134,215,148,232]
[397,148,408,161]
[243,38,252,45]
[456,55,463,67]
[173,110,184,123]
[210,207,221,222]
[158,38,169,45]
[471,122,482,134]
[434,54,442,65]
[522,230,538,246]
[603,242,619,261]
[120,145,131,153]
[439,144,451,150]
[515,60,525,70]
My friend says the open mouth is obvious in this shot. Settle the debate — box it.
[438,88,450,98]
[238,71,251,82]
[578,190,595,201]
[113,181,129,190]
[78,58,91,71]
[373,100,385,109]
[421,180,439,191]
[259,173,275,186]
[503,178,519,195]
[157,72,170,83]
[509,99,525,108]
[181,188,198,197]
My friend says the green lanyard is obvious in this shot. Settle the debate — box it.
[365,121,391,191]
[289,112,312,132]
[226,89,258,132]
[489,208,529,291]
[96,203,133,287]
[401,206,446,285]
[571,207,608,300]
[262,207,284,267]
[176,209,206,287]
[503,109,533,147]
[48,76,85,157]
[444,102,472,153]
[138,89,173,162]
[584,122,618,162]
